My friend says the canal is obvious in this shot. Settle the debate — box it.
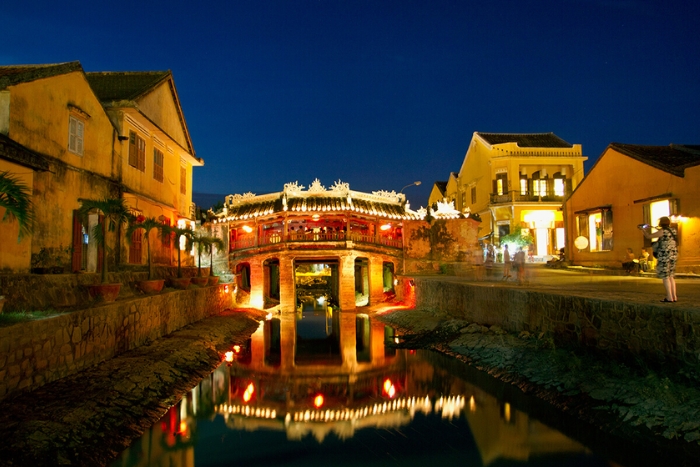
[110,310,622,466]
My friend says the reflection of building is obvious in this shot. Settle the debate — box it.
[435,132,586,257]
[115,313,598,466]
[212,180,480,311]
[564,143,700,271]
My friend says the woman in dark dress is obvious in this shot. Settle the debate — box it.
[639,216,678,302]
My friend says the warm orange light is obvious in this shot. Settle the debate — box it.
[380,223,391,231]
[312,214,320,221]
[233,345,241,353]
[224,284,230,293]
[242,225,253,233]
[225,351,234,362]
[178,421,188,433]
[382,378,396,399]
[314,394,324,408]
[243,382,255,402]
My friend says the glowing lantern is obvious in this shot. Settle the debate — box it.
[382,378,396,399]
[242,225,253,233]
[233,345,241,353]
[243,382,255,402]
[314,394,324,408]
[380,223,391,231]
[224,351,234,362]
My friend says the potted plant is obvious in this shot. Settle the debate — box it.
[0,171,34,242]
[78,197,131,302]
[165,225,194,289]
[126,216,167,294]
[204,235,225,285]
[192,233,225,286]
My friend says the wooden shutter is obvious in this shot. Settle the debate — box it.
[129,228,142,264]
[137,136,146,171]
[129,132,137,167]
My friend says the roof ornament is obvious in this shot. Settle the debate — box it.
[308,178,327,193]
[372,190,400,203]
[227,192,256,206]
[283,181,304,195]
[431,200,461,219]
[329,180,350,195]
[282,194,288,211]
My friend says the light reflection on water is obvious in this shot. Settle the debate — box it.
[112,312,613,467]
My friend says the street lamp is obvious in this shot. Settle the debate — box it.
[400,181,421,193]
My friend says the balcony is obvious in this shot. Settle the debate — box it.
[490,189,570,205]
[230,231,403,252]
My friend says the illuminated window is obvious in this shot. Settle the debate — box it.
[129,131,146,171]
[153,148,164,182]
[495,173,508,195]
[577,209,613,252]
[554,178,565,196]
[68,116,84,156]
[520,178,528,195]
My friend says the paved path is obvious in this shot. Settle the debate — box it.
[412,264,700,309]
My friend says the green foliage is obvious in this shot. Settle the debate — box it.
[77,197,131,283]
[0,309,63,327]
[163,225,194,278]
[126,217,167,280]
[500,225,534,248]
[0,171,34,241]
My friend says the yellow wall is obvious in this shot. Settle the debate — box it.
[0,160,33,271]
[564,148,700,270]
[3,71,119,271]
[137,80,190,151]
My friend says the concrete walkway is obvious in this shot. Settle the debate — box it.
[412,264,700,309]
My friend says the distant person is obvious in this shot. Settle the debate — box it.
[502,244,512,279]
[639,217,678,302]
[622,247,639,274]
[514,246,526,284]
[639,248,652,272]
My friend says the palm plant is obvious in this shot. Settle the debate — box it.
[78,197,131,284]
[0,171,34,241]
[126,216,166,280]
[166,225,194,278]
[192,234,225,277]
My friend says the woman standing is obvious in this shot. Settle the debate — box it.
[639,216,678,302]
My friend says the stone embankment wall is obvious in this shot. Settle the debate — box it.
[412,279,700,363]
[0,285,233,401]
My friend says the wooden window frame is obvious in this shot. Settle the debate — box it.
[153,148,164,182]
[68,115,84,156]
[128,131,146,172]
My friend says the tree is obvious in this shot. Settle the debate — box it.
[126,216,166,280]
[203,235,225,277]
[191,233,225,277]
[500,225,535,248]
[164,225,194,278]
[0,171,34,241]
[78,197,131,284]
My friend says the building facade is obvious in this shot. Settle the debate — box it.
[0,62,201,274]
[447,132,586,257]
[564,143,700,272]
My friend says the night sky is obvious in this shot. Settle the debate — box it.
[2,0,698,208]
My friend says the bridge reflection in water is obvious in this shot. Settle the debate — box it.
[112,312,612,467]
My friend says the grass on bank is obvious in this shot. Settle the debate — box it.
[0,309,64,327]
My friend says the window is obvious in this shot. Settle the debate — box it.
[180,166,187,194]
[68,116,84,155]
[494,172,508,195]
[128,131,146,171]
[553,178,565,197]
[520,177,528,196]
[577,209,613,252]
[642,199,679,247]
[153,148,164,182]
[471,186,477,204]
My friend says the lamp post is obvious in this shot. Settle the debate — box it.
[399,181,421,194]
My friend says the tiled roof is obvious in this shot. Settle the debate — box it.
[477,132,573,148]
[0,62,82,90]
[86,71,171,102]
[433,181,447,194]
[223,195,417,221]
[610,143,700,177]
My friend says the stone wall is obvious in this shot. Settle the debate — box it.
[412,279,700,364]
[0,285,233,401]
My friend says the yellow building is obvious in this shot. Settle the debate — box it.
[451,132,586,258]
[0,62,202,273]
[0,62,118,272]
[564,143,700,272]
[86,71,203,267]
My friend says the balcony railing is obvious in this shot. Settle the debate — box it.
[490,189,570,205]
[231,231,402,252]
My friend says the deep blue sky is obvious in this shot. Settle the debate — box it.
[2,0,698,207]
